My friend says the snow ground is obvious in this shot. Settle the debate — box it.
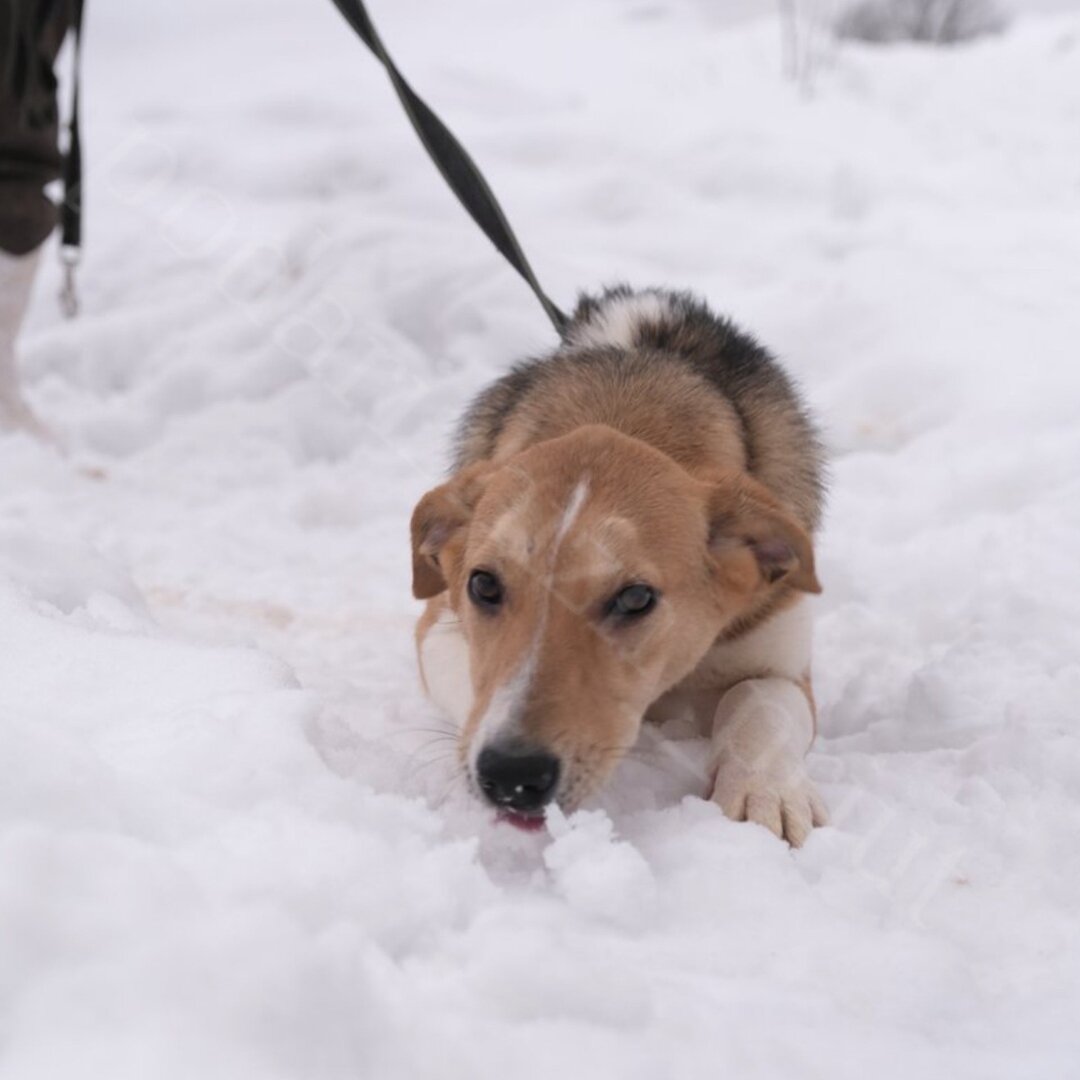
[3,0,1080,1076]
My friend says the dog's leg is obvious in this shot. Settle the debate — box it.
[709,675,827,847]
[416,598,473,730]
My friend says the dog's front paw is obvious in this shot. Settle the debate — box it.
[710,760,828,848]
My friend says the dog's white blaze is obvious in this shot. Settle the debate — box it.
[551,478,589,556]
[570,292,672,350]
[469,640,538,770]
[470,478,589,768]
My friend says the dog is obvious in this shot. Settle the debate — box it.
[409,286,828,845]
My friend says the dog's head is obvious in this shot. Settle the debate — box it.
[410,425,819,823]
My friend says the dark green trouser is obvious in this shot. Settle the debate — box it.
[0,0,76,255]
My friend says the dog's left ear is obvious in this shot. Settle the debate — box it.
[706,476,821,595]
[410,462,493,600]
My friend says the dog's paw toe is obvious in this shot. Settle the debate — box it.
[711,768,827,848]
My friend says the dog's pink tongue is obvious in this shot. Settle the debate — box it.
[497,810,547,832]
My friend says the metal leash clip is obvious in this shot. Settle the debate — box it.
[59,245,80,319]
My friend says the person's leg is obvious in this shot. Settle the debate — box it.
[0,0,75,434]
[0,247,49,434]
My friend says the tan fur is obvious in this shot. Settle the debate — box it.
[411,290,827,844]
[487,361,749,477]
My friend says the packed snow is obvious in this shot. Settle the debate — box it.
[3,0,1080,1076]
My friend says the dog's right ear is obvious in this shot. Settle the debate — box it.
[410,463,493,599]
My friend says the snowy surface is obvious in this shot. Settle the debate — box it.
[4,1,1080,1076]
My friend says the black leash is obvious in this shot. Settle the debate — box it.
[53,1,567,333]
[328,0,569,336]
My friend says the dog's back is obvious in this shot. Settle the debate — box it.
[454,286,825,532]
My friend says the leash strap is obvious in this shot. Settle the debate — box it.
[59,0,84,318]
[328,0,568,336]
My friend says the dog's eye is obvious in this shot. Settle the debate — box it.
[609,583,657,618]
[468,569,504,609]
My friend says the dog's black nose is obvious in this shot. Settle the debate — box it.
[476,743,560,813]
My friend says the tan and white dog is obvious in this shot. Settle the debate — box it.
[410,287,828,845]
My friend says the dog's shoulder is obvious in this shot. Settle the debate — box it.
[647,591,814,729]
